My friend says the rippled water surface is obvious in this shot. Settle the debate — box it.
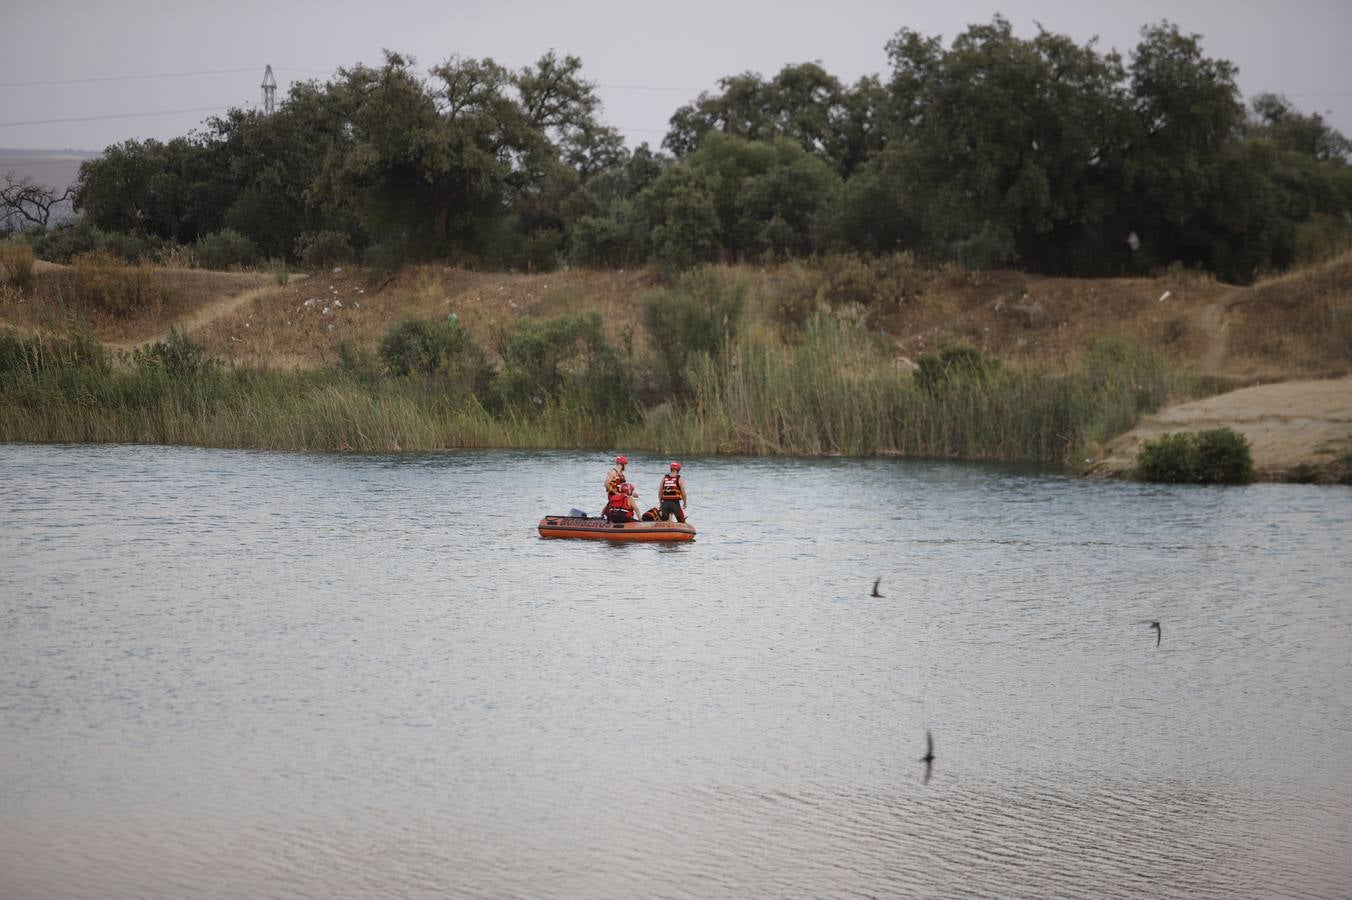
[2,444,1350,898]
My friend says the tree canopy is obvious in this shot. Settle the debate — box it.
[57,22,1351,284]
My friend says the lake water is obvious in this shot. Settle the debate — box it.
[2,444,1350,899]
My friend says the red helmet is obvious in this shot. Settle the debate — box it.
[669,461,682,470]
[615,455,628,466]
[620,483,635,495]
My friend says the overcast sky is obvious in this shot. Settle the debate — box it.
[2,0,1350,153]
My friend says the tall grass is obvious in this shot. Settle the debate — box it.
[0,329,639,451]
[0,368,640,452]
[650,315,1189,463]
[0,240,36,293]
[1,315,1192,463]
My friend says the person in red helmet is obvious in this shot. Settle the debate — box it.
[604,481,641,524]
[657,461,687,522]
[604,455,628,498]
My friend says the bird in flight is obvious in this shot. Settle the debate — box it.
[871,577,883,598]
[1144,620,1161,647]
[920,730,935,784]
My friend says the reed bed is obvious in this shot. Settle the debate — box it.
[1,319,1192,464]
[650,316,1188,463]
[0,370,637,452]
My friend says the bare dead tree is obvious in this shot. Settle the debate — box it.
[1,172,75,230]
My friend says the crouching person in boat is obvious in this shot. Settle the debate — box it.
[657,461,688,522]
[603,482,642,524]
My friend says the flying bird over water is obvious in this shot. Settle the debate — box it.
[871,577,883,598]
[920,730,935,784]
[1141,620,1161,647]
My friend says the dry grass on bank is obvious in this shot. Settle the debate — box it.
[189,262,1239,375]
[4,251,1349,383]
[191,267,661,369]
[0,258,270,344]
[1226,250,1352,379]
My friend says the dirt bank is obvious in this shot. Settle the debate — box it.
[1092,377,1352,482]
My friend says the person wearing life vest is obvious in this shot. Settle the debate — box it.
[657,461,687,523]
[604,482,641,524]
[604,455,628,498]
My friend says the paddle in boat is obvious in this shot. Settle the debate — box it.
[537,514,696,543]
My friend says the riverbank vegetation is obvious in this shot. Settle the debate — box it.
[0,265,1201,462]
[5,19,1350,286]
[1135,427,1254,484]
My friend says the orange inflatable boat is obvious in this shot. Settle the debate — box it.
[537,515,696,542]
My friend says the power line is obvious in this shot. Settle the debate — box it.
[0,62,1344,99]
[0,108,664,134]
[0,66,695,93]
[0,106,237,128]
[0,67,261,89]
[597,83,699,93]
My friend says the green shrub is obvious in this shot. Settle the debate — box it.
[810,252,928,311]
[27,222,160,264]
[96,229,160,263]
[495,312,637,421]
[28,221,99,262]
[133,327,218,378]
[641,267,744,395]
[914,344,1001,393]
[524,228,562,273]
[0,240,35,292]
[567,214,622,268]
[567,205,645,268]
[363,237,408,283]
[947,221,1016,270]
[195,229,259,270]
[334,340,380,380]
[296,230,355,270]
[650,179,721,271]
[1135,432,1197,482]
[1192,427,1255,483]
[1292,212,1352,267]
[1136,427,1253,484]
[378,315,493,401]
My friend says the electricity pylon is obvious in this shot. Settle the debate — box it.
[261,65,277,115]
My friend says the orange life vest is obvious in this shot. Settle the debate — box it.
[604,492,634,522]
[659,473,682,501]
